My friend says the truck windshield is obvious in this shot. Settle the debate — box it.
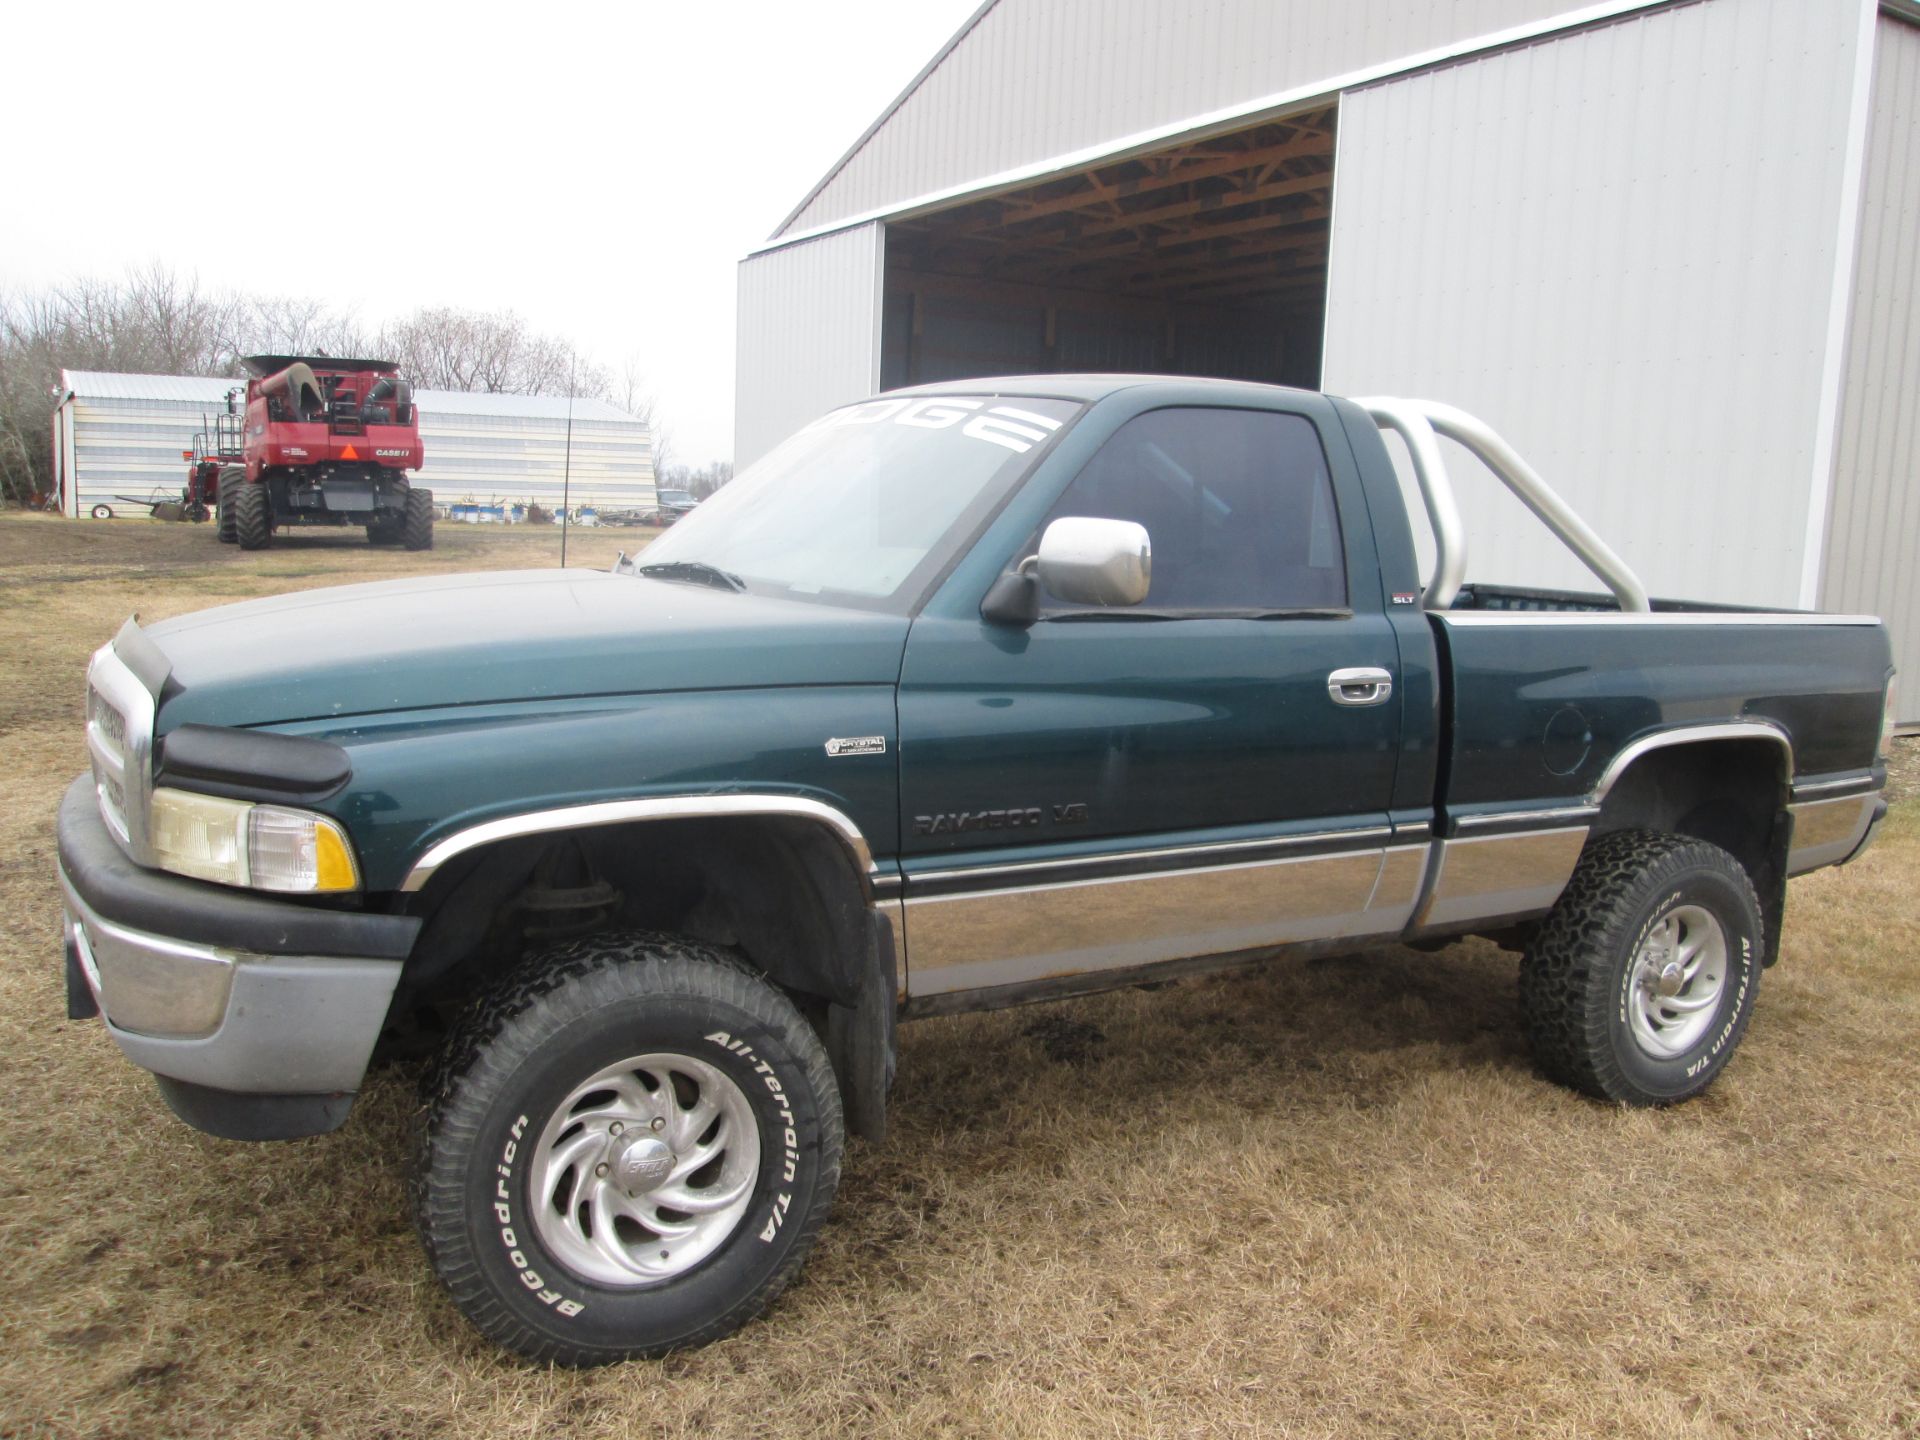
[636,394,1081,611]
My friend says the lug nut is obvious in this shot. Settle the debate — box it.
[610,1121,623,1135]
[650,1116,666,1132]
[595,1163,609,1177]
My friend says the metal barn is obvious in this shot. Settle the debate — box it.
[51,371,655,521]
[734,0,1920,720]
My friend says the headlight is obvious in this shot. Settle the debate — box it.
[149,787,360,893]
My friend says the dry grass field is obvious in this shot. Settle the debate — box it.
[1,509,1915,1440]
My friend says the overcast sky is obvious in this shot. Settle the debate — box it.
[1,2,981,464]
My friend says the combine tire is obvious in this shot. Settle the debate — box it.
[415,932,844,1366]
[403,487,434,550]
[1519,830,1762,1107]
[233,480,271,551]
[216,467,242,544]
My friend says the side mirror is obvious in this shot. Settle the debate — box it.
[980,515,1153,626]
[1034,516,1152,606]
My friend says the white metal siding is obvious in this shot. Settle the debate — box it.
[1821,14,1920,720]
[780,0,1651,237]
[1322,0,1866,609]
[734,224,885,466]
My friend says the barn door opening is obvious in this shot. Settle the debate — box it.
[880,104,1335,392]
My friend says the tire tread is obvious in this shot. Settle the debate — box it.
[1520,829,1761,1105]
[414,931,842,1366]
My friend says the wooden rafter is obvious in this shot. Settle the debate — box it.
[942,119,1333,240]
[887,105,1339,310]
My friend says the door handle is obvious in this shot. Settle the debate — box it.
[1327,667,1394,707]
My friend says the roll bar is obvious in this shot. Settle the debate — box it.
[1352,397,1650,613]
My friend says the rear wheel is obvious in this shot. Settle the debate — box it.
[232,480,271,551]
[1520,830,1763,1106]
[403,487,434,550]
[415,932,843,1366]
[216,467,242,544]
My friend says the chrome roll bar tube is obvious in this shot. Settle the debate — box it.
[1352,397,1650,614]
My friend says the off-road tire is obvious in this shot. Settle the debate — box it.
[414,932,843,1366]
[402,487,434,550]
[232,479,271,551]
[216,466,241,544]
[1520,830,1762,1106]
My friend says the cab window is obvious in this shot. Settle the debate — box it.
[1040,407,1346,614]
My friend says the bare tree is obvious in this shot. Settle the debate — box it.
[0,267,626,508]
[235,293,370,359]
[378,308,612,399]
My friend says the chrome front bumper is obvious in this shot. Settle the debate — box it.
[62,869,402,1098]
[57,771,419,1138]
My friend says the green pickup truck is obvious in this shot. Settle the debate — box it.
[59,376,1895,1365]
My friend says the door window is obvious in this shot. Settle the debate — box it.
[1039,407,1346,614]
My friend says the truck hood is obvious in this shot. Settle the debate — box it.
[143,569,910,730]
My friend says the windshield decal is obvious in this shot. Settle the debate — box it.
[805,397,1064,454]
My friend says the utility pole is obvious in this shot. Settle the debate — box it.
[560,351,576,568]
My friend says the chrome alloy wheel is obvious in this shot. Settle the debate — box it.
[528,1052,761,1286]
[1626,905,1728,1060]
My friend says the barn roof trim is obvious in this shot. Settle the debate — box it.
[759,0,1670,255]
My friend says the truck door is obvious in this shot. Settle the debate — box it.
[896,400,1418,1001]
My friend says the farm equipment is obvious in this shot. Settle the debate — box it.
[211,356,432,551]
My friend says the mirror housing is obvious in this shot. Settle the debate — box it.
[979,569,1041,627]
[980,516,1153,627]
[1034,516,1152,607]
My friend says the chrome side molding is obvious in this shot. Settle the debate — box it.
[1411,826,1590,934]
[401,794,875,894]
[1786,794,1879,875]
[1588,721,1794,805]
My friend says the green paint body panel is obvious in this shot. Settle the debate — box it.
[123,376,1890,943]
[897,384,1407,863]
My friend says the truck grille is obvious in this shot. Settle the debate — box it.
[84,639,157,859]
[87,684,132,843]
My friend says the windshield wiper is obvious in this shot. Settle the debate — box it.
[635,560,746,593]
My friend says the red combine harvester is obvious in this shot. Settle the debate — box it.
[209,355,432,550]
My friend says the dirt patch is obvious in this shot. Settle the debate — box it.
[1,511,1916,1439]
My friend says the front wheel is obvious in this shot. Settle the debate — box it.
[216,466,241,543]
[1520,830,1763,1106]
[415,933,844,1366]
[402,486,434,550]
[232,479,271,550]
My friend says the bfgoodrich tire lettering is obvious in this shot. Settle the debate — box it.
[415,932,843,1366]
[1520,830,1763,1106]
